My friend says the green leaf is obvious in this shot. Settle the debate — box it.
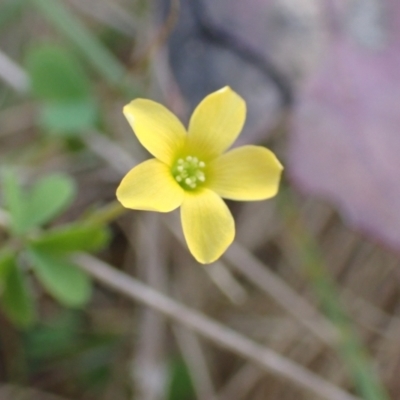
[31,0,126,88]
[26,43,91,101]
[0,249,16,287]
[25,173,76,229]
[25,311,83,360]
[0,0,27,30]
[1,169,28,234]
[25,43,98,133]
[1,171,76,234]
[1,259,35,328]
[28,248,92,307]
[30,223,109,254]
[166,358,196,400]
[40,99,97,134]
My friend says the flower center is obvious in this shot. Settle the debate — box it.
[172,156,206,190]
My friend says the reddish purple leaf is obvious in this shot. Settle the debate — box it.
[289,1,400,250]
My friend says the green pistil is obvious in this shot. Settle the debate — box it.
[172,156,206,190]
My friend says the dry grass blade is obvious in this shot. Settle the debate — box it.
[204,261,248,305]
[131,214,169,400]
[225,242,339,345]
[172,324,218,400]
[82,132,139,175]
[166,214,339,347]
[217,363,264,400]
[73,253,361,400]
[67,0,138,37]
[0,49,29,93]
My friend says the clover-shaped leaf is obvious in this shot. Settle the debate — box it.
[2,171,76,234]
[28,248,91,308]
[26,43,97,135]
[25,173,76,229]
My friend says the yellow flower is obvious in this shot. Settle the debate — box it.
[116,87,283,264]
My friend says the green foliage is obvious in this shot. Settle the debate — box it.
[2,169,27,235]
[26,43,97,134]
[25,173,76,228]
[0,0,27,30]
[41,100,98,133]
[166,358,196,400]
[31,0,126,88]
[25,311,83,360]
[1,170,76,234]
[26,222,110,307]
[0,171,109,323]
[28,247,92,308]
[0,253,35,327]
[0,249,16,288]
[30,223,110,254]
[27,44,90,100]
[24,310,118,393]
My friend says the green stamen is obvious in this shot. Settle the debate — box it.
[172,156,206,190]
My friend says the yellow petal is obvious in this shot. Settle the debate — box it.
[116,159,184,212]
[186,87,246,159]
[181,189,235,264]
[207,145,283,200]
[123,99,186,165]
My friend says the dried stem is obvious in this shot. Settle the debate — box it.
[225,242,339,345]
[73,253,360,400]
[0,49,29,93]
[131,214,169,400]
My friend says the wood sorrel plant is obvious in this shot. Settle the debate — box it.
[0,171,109,327]
[117,87,283,263]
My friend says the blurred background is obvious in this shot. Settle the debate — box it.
[1,0,400,399]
